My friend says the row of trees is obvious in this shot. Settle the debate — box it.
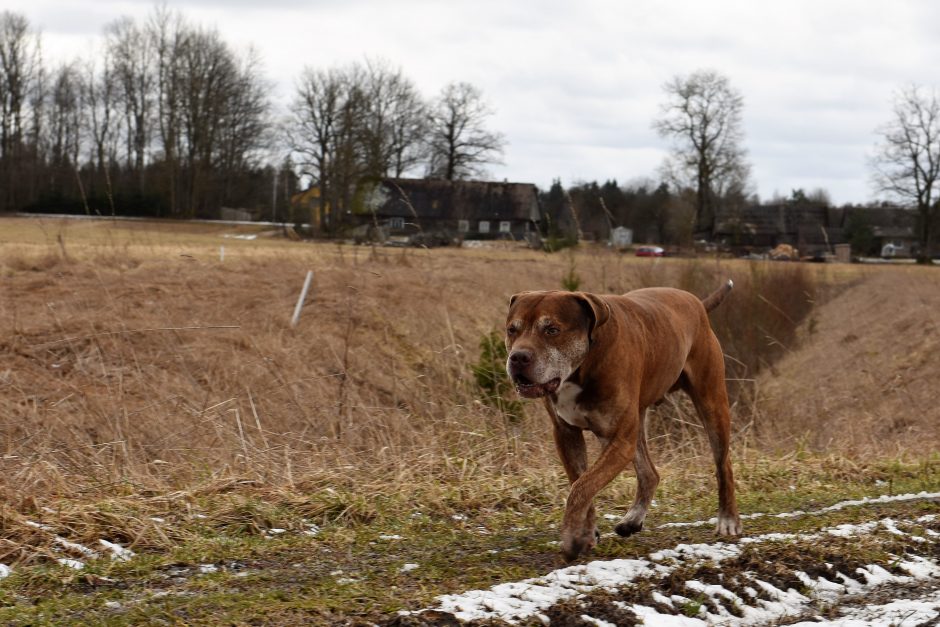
[1,8,937,257]
[289,65,504,229]
[0,9,277,217]
[0,9,506,221]
[650,70,939,261]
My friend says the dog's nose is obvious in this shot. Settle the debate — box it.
[509,350,532,367]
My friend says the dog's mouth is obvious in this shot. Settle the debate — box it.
[513,375,561,398]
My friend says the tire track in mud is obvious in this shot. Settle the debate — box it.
[390,492,940,626]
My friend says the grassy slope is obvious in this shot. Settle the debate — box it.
[1,216,938,624]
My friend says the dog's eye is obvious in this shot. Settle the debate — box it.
[545,327,560,336]
[506,326,517,336]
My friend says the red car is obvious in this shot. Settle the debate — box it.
[635,246,665,257]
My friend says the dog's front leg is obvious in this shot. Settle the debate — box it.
[550,415,596,546]
[561,422,637,561]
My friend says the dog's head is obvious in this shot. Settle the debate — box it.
[505,291,610,398]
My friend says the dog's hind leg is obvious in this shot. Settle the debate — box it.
[615,409,659,537]
[685,332,742,536]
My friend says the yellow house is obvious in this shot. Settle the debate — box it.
[289,187,325,228]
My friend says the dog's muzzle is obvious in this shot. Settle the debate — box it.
[508,349,561,398]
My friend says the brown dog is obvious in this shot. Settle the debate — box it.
[505,282,742,561]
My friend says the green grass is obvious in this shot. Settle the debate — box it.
[1,453,938,625]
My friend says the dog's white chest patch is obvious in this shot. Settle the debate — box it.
[554,382,589,429]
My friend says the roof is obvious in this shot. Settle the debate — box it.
[716,204,918,241]
[358,178,540,222]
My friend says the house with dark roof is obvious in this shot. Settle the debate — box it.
[350,178,541,245]
[713,203,919,258]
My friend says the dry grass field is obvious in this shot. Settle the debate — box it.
[0,215,938,624]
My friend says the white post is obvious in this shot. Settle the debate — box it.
[220,245,225,262]
[291,270,314,327]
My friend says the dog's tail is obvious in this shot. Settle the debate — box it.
[701,279,734,313]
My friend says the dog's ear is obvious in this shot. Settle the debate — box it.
[572,292,610,341]
[509,291,533,308]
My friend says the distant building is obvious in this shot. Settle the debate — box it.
[714,202,918,258]
[351,178,541,245]
[609,226,633,249]
[289,187,323,228]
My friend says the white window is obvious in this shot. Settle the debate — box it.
[499,221,511,233]
[458,219,469,233]
[389,217,405,229]
[478,220,490,233]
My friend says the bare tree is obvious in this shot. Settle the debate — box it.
[106,16,155,191]
[45,62,84,193]
[289,64,367,229]
[426,81,505,180]
[0,8,274,217]
[175,26,236,216]
[82,50,119,212]
[654,69,749,236]
[871,85,940,262]
[358,59,426,179]
[83,52,117,174]
[0,11,42,210]
[148,6,185,214]
[214,46,271,206]
[143,10,270,217]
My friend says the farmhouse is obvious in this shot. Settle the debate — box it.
[713,202,919,258]
[351,178,541,245]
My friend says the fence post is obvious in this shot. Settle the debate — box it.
[291,270,314,327]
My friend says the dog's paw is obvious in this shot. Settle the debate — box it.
[716,515,742,537]
[561,527,598,562]
[614,519,644,537]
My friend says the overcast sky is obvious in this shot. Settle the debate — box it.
[7,0,940,204]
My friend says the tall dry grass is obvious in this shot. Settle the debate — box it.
[0,231,831,559]
[1,244,816,476]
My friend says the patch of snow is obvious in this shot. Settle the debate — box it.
[413,513,940,625]
[881,517,928,542]
[400,563,419,573]
[826,521,878,537]
[855,564,908,587]
[198,564,218,574]
[631,605,706,625]
[651,591,674,607]
[99,539,135,561]
[0,564,11,579]
[54,536,99,558]
[57,558,85,570]
[659,490,940,529]
[149,517,165,523]
[379,534,403,540]
[787,590,940,626]
[430,558,659,622]
[24,520,54,531]
[580,615,616,627]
